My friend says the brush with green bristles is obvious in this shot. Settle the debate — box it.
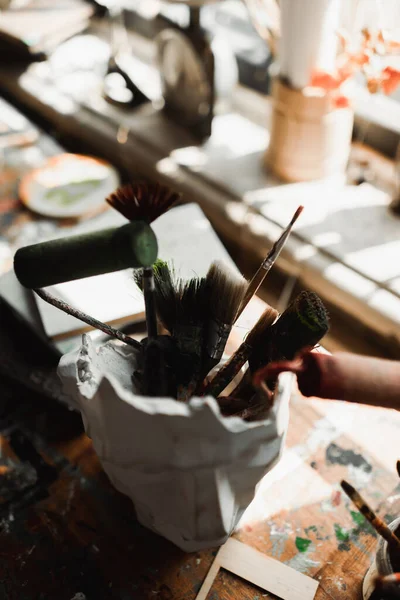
[248,291,329,375]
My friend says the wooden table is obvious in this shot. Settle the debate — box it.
[1,100,400,600]
[1,368,400,600]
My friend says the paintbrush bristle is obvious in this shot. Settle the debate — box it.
[206,261,248,325]
[153,260,178,333]
[246,306,279,347]
[106,182,180,223]
[291,205,304,226]
[177,277,208,325]
[294,291,329,333]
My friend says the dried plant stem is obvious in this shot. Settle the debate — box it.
[34,288,141,350]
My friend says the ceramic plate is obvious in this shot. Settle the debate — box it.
[19,153,120,219]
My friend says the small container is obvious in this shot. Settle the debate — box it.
[58,334,292,552]
[265,77,354,182]
[363,517,400,600]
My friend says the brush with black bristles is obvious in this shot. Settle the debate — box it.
[248,290,329,376]
[202,305,279,398]
[175,276,208,399]
[200,261,248,379]
[136,263,208,399]
[107,182,180,341]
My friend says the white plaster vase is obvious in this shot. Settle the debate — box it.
[58,335,292,552]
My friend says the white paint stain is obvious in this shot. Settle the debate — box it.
[286,553,321,574]
[348,463,372,488]
[268,521,292,558]
[71,594,86,600]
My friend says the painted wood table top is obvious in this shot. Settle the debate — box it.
[1,373,400,600]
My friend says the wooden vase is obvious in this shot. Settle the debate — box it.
[265,77,354,182]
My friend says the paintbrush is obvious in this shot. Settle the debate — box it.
[134,262,207,398]
[175,276,208,399]
[203,305,279,398]
[235,205,303,322]
[107,182,180,340]
[202,260,248,375]
[397,461,400,479]
[249,291,329,375]
[341,480,400,553]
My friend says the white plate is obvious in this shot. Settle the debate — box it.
[19,153,120,219]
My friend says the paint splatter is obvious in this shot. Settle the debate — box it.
[286,553,320,574]
[331,490,341,506]
[334,524,349,542]
[350,510,364,527]
[295,537,312,553]
[326,443,372,472]
[305,525,318,534]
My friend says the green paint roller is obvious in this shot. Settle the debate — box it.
[14,221,158,289]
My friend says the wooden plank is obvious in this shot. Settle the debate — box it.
[196,538,319,600]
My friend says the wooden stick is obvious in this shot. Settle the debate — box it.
[34,288,141,350]
[196,538,318,600]
[341,480,400,552]
[235,205,303,322]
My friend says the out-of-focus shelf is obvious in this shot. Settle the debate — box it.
[0,28,399,358]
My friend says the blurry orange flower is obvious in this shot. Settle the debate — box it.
[310,70,340,91]
[381,66,400,95]
[333,95,351,108]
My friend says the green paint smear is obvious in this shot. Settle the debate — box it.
[334,524,350,542]
[45,179,102,206]
[350,510,365,527]
[295,537,312,553]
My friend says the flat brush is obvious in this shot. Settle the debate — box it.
[106,181,180,224]
[249,291,329,375]
[107,182,180,340]
[175,277,208,399]
[202,305,278,398]
[341,480,400,553]
[203,260,248,373]
[235,205,303,322]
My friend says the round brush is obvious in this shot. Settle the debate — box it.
[248,291,329,374]
[235,205,303,322]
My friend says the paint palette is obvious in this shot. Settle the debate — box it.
[19,153,120,219]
